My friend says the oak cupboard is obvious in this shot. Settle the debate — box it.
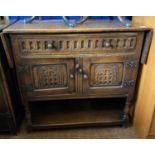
[2,20,152,131]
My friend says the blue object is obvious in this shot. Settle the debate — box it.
[9,16,132,21]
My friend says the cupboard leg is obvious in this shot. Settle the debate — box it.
[24,102,32,132]
[122,99,130,127]
[8,116,17,135]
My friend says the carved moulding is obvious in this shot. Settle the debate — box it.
[19,36,137,55]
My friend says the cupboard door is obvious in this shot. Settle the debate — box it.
[0,85,7,114]
[82,56,139,97]
[0,62,9,114]
[17,58,76,101]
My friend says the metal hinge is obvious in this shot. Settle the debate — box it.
[17,65,29,73]
[20,84,33,92]
[123,80,136,87]
[124,60,138,68]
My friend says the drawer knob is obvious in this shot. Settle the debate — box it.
[78,68,83,73]
[69,74,74,79]
[104,41,111,48]
[47,43,52,49]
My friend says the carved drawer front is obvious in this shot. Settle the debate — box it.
[11,32,144,57]
[17,58,75,100]
[83,57,139,96]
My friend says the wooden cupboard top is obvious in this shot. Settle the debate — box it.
[0,23,9,31]
[3,20,151,33]
[0,20,17,31]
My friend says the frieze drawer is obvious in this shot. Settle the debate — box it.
[10,32,144,57]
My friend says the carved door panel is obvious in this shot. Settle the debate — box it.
[17,58,75,100]
[82,56,139,96]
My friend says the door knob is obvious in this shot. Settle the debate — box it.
[69,74,74,79]
[75,64,83,73]
[75,64,80,69]
[78,68,83,73]
[83,73,88,80]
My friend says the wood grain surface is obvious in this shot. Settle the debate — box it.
[3,20,150,33]
[133,16,155,138]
